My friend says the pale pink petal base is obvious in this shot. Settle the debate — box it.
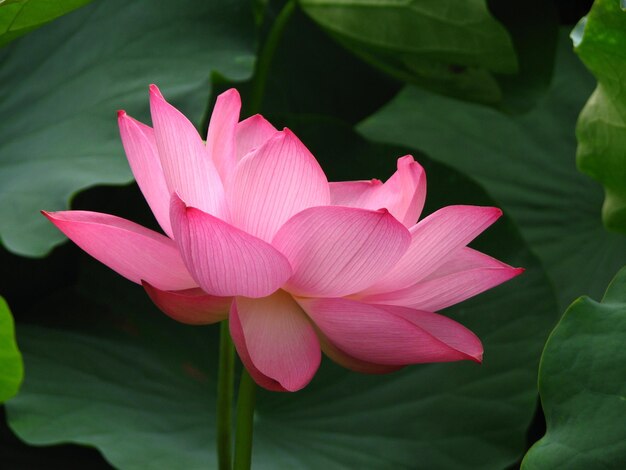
[273,206,410,297]
[142,281,231,325]
[231,291,321,391]
[298,297,482,365]
[44,211,195,291]
[170,194,292,298]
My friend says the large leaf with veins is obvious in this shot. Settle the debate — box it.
[0,0,255,257]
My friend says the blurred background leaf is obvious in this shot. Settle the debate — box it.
[0,0,255,257]
[5,134,557,468]
[300,0,559,111]
[0,297,22,403]
[359,32,626,311]
[573,0,626,234]
[522,265,626,469]
[0,0,91,47]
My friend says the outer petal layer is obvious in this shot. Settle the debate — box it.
[206,89,241,182]
[44,211,195,291]
[330,155,426,227]
[142,281,231,325]
[149,85,225,217]
[316,328,403,374]
[235,114,278,162]
[363,205,502,295]
[361,248,523,311]
[231,291,321,392]
[170,195,292,298]
[227,129,330,242]
[298,297,482,365]
[273,206,410,297]
[118,111,172,237]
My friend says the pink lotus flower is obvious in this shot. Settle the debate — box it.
[44,86,523,392]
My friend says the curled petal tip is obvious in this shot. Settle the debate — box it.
[398,154,416,164]
[149,84,163,98]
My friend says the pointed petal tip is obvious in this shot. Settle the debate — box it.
[149,84,164,100]
[472,351,484,364]
[117,109,126,119]
[218,87,241,101]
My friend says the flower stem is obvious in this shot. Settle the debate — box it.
[246,0,297,115]
[233,369,257,470]
[216,320,235,470]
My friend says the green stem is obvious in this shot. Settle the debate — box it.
[246,0,297,115]
[233,369,257,470]
[216,320,235,470]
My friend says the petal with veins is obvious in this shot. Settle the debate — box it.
[361,247,523,311]
[206,88,241,182]
[170,194,292,298]
[298,297,482,365]
[362,205,502,295]
[231,291,320,392]
[330,155,426,227]
[227,129,330,242]
[149,84,225,217]
[235,114,278,162]
[118,111,172,237]
[142,281,231,325]
[44,211,195,291]
[273,206,410,297]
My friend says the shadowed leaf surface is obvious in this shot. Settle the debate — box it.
[573,0,626,233]
[522,265,626,469]
[0,0,255,257]
[0,297,23,403]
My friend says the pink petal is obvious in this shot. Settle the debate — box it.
[298,297,482,364]
[206,89,241,182]
[231,291,321,392]
[362,205,502,295]
[43,211,195,291]
[142,281,231,325]
[388,306,483,362]
[226,129,330,242]
[170,194,292,298]
[361,248,524,311]
[273,206,410,297]
[229,304,287,392]
[149,85,225,217]
[235,114,278,162]
[329,155,426,227]
[317,329,403,374]
[117,111,173,237]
